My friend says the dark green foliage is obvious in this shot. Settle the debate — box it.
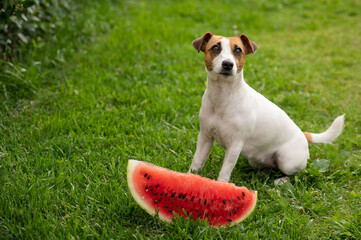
[0,0,70,60]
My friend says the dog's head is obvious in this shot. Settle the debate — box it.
[192,32,258,79]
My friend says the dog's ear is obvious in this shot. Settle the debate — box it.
[239,34,258,55]
[192,32,213,53]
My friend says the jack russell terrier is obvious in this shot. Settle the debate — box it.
[188,32,345,182]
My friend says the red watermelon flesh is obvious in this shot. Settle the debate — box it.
[127,160,257,227]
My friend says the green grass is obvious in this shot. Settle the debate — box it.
[1,0,361,239]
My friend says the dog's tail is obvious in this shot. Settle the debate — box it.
[303,114,345,144]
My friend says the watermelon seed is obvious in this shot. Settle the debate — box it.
[223,199,226,204]
[229,212,231,216]
[242,192,245,197]
[227,218,232,222]
[164,205,168,209]
[155,184,159,188]
[178,194,182,199]
[198,199,201,204]
[233,209,236,214]
[171,193,175,198]
[211,200,213,204]
[169,209,172,213]
[147,175,151,180]
[144,173,148,178]
[182,194,186,199]
[154,199,158,204]
[204,200,207,205]
[145,187,149,192]
[212,213,214,218]
[152,192,158,196]
[164,193,168,197]
[191,196,194,201]
[237,196,240,200]
[160,192,164,196]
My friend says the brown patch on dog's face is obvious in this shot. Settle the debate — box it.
[203,35,223,71]
[228,37,247,73]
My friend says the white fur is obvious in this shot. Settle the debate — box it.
[189,37,344,182]
[310,114,345,144]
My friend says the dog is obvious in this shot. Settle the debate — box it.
[188,32,345,182]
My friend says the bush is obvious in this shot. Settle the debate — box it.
[0,0,72,110]
[0,0,70,60]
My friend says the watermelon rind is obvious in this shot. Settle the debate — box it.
[127,159,257,226]
[127,160,172,223]
[231,190,257,225]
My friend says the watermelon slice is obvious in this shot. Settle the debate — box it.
[127,160,257,227]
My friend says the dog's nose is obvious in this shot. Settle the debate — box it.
[222,61,234,71]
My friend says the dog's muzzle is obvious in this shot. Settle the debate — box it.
[220,60,234,76]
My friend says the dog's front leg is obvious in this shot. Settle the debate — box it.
[217,144,243,182]
[188,132,214,173]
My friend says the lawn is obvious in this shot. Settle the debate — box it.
[1,0,361,239]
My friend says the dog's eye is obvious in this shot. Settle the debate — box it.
[234,47,242,56]
[210,45,220,53]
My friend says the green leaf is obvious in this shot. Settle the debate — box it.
[17,32,28,44]
[21,0,36,9]
[5,5,14,18]
[4,0,9,10]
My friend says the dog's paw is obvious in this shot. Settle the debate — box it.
[187,168,200,174]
